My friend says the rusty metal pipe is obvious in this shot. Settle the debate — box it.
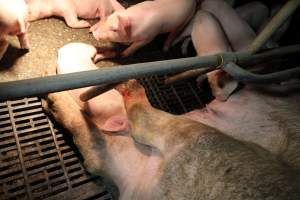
[164,67,212,85]
[250,0,300,53]
[79,82,121,102]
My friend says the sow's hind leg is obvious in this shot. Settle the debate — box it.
[42,91,105,174]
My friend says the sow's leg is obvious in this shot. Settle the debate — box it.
[43,89,164,200]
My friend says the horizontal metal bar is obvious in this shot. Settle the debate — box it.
[223,62,300,83]
[0,45,299,101]
[165,44,300,85]
[164,67,212,85]
[79,82,121,102]
[0,56,219,101]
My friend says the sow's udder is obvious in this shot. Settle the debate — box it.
[185,81,300,170]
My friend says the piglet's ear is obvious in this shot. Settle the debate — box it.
[117,15,131,37]
[109,14,121,31]
[100,116,130,133]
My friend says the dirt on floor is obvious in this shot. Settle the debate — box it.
[0,15,183,83]
[0,18,121,82]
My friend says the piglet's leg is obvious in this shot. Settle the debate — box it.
[235,1,269,33]
[163,30,182,52]
[191,11,231,55]
[90,10,108,32]
[192,10,237,101]
[121,39,152,57]
[201,0,256,51]
[0,38,9,60]
[17,19,29,49]
[90,20,102,32]
[17,33,29,49]
[61,8,90,28]
[93,50,117,61]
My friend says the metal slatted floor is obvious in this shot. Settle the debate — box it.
[0,75,206,200]
[0,98,111,200]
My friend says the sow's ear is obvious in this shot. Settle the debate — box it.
[100,115,130,133]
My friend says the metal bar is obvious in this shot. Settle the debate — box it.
[7,100,33,200]
[0,45,299,101]
[165,44,300,85]
[164,67,212,85]
[47,119,72,191]
[223,62,300,83]
[250,0,300,53]
[79,82,121,102]
[0,56,219,102]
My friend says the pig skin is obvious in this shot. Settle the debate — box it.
[0,0,29,60]
[190,10,238,101]
[42,91,164,200]
[200,0,257,52]
[185,80,300,171]
[194,0,262,101]
[25,0,125,29]
[175,1,286,101]
[57,42,123,128]
[51,42,163,199]
[198,0,289,101]
[92,0,196,57]
[116,80,300,199]
[43,79,300,199]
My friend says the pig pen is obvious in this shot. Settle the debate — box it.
[0,17,210,200]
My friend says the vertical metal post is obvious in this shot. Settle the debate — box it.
[250,0,300,53]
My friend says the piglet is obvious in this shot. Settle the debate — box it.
[194,0,289,101]
[92,0,196,57]
[0,0,29,60]
[43,78,300,199]
[25,0,125,29]
[172,1,272,101]
[57,42,122,128]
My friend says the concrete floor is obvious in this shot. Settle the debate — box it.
[0,18,120,82]
[0,14,181,84]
